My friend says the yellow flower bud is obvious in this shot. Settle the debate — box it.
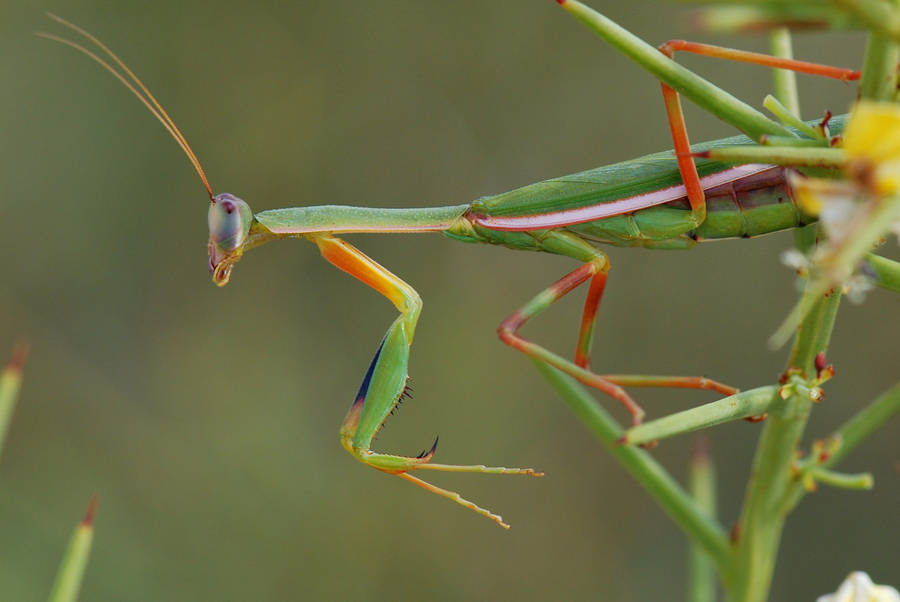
[843,102,900,196]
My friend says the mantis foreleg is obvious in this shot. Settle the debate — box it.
[311,234,541,529]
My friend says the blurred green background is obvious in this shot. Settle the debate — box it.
[1,0,897,600]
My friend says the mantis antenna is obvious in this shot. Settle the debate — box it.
[37,13,216,203]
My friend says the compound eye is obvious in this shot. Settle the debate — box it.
[209,194,252,251]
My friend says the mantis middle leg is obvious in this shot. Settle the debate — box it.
[498,231,737,427]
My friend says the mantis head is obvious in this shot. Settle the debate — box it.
[39,14,245,286]
[208,194,253,286]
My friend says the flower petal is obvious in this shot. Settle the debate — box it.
[844,102,900,163]
[817,571,900,602]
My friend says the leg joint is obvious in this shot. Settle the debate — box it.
[658,39,683,57]
[497,315,521,341]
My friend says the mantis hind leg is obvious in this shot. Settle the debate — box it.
[656,40,860,226]
[313,234,541,529]
[558,1,859,227]
[498,231,737,427]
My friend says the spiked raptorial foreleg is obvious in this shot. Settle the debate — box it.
[312,234,541,529]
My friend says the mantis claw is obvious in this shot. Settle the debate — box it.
[416,436,439,460]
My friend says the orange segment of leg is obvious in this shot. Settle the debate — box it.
[661,82,706,218]
[575,270,607,369]
[657,38,861,222]
[497,259,648,425]
[500,330,647,425]
[314,234,417,316]
[498,250,739,426]
[659,40,860,81]
[603,375,738,396]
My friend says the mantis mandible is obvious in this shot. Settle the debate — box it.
[41,1,894,528]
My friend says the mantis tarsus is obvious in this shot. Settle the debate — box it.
[42,1,899,529]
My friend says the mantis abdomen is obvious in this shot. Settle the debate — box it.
[447,164,805,251]
[451,116,848,251]
[568,165,809,247]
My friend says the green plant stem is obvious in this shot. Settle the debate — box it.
[559,0,791,141]
[771,194,900,348]
[770,28,800,116]
[688,437,717,602]
[48,497,97,602]
[532,359,732,577]
[865,254,900,293]
[623,386,778,446]
[783,381,900,513]
[834,0,900,45]
[821,381,900,467]
[859,22,900,101]
[728,285,842,602]
[808,467,874,490]
[729,22,900,595]
[692,5,860,34]
[0,343,28,459]
[763,96,821,140]
[699,145,844,167]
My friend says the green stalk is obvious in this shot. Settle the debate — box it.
[858,20,900,101]
[48,497,98,602]
[699,146,844,167]
[782,381,900,513]
[532,360,733,578]
[763,96,822,140]
[728,23,900,597]
[559,0,791,141]
[0,343,28,459]
[623,386,778,447]
[692,5,860,33]
[834,0,900,44]
[821,382,900,467]
[769,28,800,116]
[688,437,717,602]
[807,468,874,490]
[728,275,842,602]
[770,194,900,349]
[865,254,900,293]
[759,136,827,148]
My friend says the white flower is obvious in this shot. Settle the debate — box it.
[818,196,863,244]
[785,172,864,244]
[781,248,810,272]
[817,572,900,602]
[843,273,874,304]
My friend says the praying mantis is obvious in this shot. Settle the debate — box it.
[41,1,900,529]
